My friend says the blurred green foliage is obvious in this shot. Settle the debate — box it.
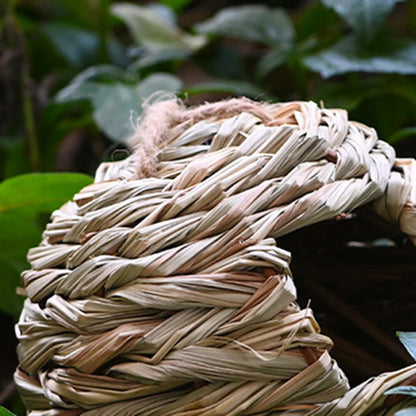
[1,0,416,412]
[0,173,92,316]
[1,0,416,313]
[2,0,416,316]
[0,407,16,416]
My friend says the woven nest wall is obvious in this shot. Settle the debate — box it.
[15,98,416,416]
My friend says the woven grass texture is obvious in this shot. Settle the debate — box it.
[15,98,416,415]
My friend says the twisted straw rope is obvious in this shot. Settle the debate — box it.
[15,98,416,415]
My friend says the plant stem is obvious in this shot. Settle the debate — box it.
[6,0,41,172]
[98,0,110,62]
[21,63,41,171]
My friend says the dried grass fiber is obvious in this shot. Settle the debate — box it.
[15,97,416,415]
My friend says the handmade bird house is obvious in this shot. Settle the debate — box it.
[15,98,416,415]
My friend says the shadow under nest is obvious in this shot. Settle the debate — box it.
[277,207,416,386]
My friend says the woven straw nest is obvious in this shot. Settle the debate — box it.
[15,98,416,415]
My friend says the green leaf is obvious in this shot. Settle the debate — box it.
[321,0,404,44]
[397,332,416,361]
[0,407,16,416]
[184,80,265,99]
[316,78,386,111]
[0,173,93,316]
[148,4,178,26]
[129,48,189,70]
[57,73,182,142]
[91,82,144,142]
[136,73,183,99]
[0,173,93,233]
[54,65,132,107]
[196,44,245,80]
[388,127,416,145]
[385,386,416,397]
[256,48,291,78]
[393,409,416,416]
[111,3,205,52]
[303,36,416,78]
[91,74,182,142]
[58,81,141,142]
[316,76,416,138]
[295,3,340,41]
[41,24,126,69]
[42,23,100,68]
[195,5,294,47]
